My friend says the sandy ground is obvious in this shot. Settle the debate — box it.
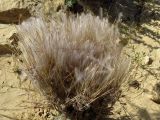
[0,13,160,120]
[112,20,160,120]
[0,56,43,120]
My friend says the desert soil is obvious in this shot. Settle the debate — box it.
[0,4,160,120]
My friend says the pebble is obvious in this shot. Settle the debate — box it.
[151,82,160,104]
[142,56,153,65]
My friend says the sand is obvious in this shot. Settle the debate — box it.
[0,14,160,120]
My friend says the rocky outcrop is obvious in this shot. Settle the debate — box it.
[0,0,42,24]
[0,8,31,24]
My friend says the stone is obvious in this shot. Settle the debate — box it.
[0,0,32,24]
[142,56,153,65]
[151,82,160,104]
[0,24,17,55]
[0,8,31,24]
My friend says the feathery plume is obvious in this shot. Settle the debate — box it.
[17,13,130,120]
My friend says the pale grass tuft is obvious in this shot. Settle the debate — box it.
[17,13,130,120]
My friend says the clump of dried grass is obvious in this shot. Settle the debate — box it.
[17,13,130,120]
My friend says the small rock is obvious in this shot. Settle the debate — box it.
[0,44,13,55]
[151,82,160,104]
[0,24,17,55]
[147,57,153,65]
[18,71,28,82]
[129,80,140,89]
[0,8,31,24]
[142,56,153,65]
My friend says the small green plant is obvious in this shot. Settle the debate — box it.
[65,0,77,7]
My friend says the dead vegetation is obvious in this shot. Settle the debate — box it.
[17,13,130,120]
